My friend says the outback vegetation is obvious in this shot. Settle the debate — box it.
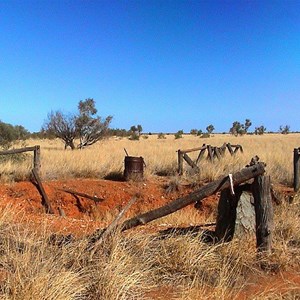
[0,116,299,299]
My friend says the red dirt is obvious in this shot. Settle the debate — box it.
[0,177,217,235]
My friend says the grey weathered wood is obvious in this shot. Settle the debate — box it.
[58,188,104,202]
[252,175,273,253]
[178,150,184,175]
[220,143,227,156]
[234,145,242,154]
[120,163,265,232]
[227,143,234,156]
[207,145,213,161]
[88,196,138,256]
[239,145,244,153]
[0,146,37,155]
[183,153,199,170]
[195,144,207,164]
[293,148,300,192]
[182,145,207,153]
[215,188,243,242]
[33,145,41,174]
[31,168,54,214]
[214,147,221,160]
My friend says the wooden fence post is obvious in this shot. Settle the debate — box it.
[33,145,41,174]
[293,148,300,192]
[178,150,183,175]
[215,188,242,242]
[252,175,273,253]
[227,143,234,156]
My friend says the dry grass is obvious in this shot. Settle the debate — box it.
[0,197,299,299]
[0,133,299,184]
[0,134,299,299]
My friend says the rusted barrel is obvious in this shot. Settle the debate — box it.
[124,156,144,181]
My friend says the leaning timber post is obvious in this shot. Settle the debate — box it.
[207,145,213,161]
[215,187,243,242]
[33,145,41,174]
[293,148,300,192]
[252,175,273,253]
[178,150,184,175]
[227,143,234,156]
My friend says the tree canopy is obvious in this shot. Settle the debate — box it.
[43,98,112,149]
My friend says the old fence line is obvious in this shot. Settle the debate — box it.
[177,142,243,175]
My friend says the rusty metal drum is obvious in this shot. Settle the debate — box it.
[124,156,144,181]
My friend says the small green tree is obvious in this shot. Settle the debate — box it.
[244,119,252,133]
[230,119,251,136]
[158,132,166,139]
[174,130,183,139]
[279,125,290,134]
[254,125,266,135]
[129,125,139,140]
[206,124,215,135]
[190,129,198,136]
[137,125,143,136]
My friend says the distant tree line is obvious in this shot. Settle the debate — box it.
[0,109,296,150]
[0,121,30,149]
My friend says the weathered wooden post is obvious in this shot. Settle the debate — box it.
[227,143,234,156]
[252,175,273,253]
[178,150,183,175]
[293,148,300,192]
[215,188,242,242]
[33,145,41,174]
[207,145,213,161]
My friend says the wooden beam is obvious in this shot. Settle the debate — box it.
[0,146,38,155]
[178,150,184,175]
[227,143,234,156]
[207,145,213,161]
[57,188,104,202]
[119,163,265,232]
[195,144,207,164]
[183,153,199,170]
[88,197,138,257]
[181,145,207,154]
[214,147,221,160]
[31,168,54,214]
[33,145,41,174]
[252,175,273,253]
[293,148,300,192]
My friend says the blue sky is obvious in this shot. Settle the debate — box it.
[0,0,299,133]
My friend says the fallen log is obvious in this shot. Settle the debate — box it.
[120,162,265,232]
[58,188,104,203]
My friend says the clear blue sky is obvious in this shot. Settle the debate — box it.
[1,0,299,133]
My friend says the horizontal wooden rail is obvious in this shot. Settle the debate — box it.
[0,145,41,174]
[0,146,38,155]
[179,145,207,154]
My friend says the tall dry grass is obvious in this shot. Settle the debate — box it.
[1,133,299,184]
[0,197,299,299]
